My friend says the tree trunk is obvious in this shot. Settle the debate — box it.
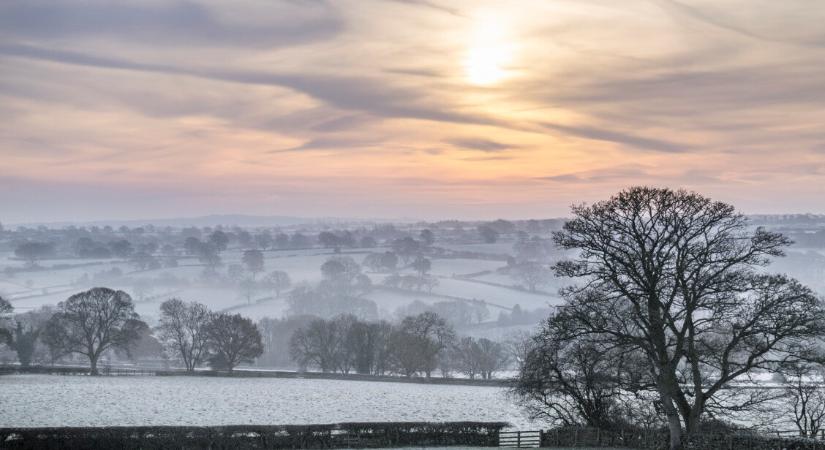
[89,354,100,376]
[658,388,683,450]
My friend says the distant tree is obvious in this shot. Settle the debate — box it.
[395,312,455,378]
[0,296,13,345]
[183,237,202,255]
[9,307,53,367]
[109,239,134,259]
[208,230,229,252]
[513,235,554,263]
[74,237,112,258]
[42,288,147,375]
[391,237,420,263]
[157,299,211,372]
[227,264,245,282]
[411,256,432,278]
[197,242,222,272]
[365,252,398,273]
[777,360,825,438]
[14,242,55,267]
[420,229,435,246]
[274,233,290,249]
[290,317,341,373]
[359,236,377,248]
[235,230,253,248]
[121,326,164,363]
[511,262,552,292]
[238,277,259,304]
[477,225,499,244]
[257,315,315,368]
[266,270,291,297]
[255,232,273,250]
[489,219,516,234]
[131,251,157,271]
[286,283,378,320]
[380,252,399,272]
[205,313,263,371]
[318,231,340,249]
[290,232,310,248]
[242,249,265,278]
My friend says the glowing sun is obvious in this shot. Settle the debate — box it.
[463,12,515,86]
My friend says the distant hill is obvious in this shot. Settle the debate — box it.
[10,214,407,229]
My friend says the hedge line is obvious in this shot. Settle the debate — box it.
[0,421,509,449]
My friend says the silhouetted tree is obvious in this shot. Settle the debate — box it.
[205,313,264,371]
[552,186,825,449]
[42,288,147,375]
[157,298,211,371]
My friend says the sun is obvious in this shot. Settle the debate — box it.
[463,12,514,86]
[465,45,508,85]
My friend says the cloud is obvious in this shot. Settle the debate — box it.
[537,165,652,183]
[272,136,387,153]
[0,43,510,129]
[541,122,688,153]
[0,1,344,48]
[446,138,513,152]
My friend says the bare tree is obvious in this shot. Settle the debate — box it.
[552,186,825,449]
[157,298,211,371]
[510,262,552,292]
[266,270,291,297]
[778,360,825,437]
[205,313,264,371]
[242,249,265,279]
[42,287,147,375]
[512,313,643,429]
[290,317,342,373]
[0,296,12,345]
[395,312,455,378]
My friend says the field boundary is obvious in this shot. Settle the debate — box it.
[0,421,509,449]
[0,364,510,387]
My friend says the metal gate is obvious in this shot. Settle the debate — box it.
[499,430,541,448]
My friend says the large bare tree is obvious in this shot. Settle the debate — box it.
[42,287,147,375]
[551,187,825,449]
[157,298,211,371]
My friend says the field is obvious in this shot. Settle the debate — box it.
[0,375,542,429]
[0,241,565,325]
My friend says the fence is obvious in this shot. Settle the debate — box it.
[535,426,825,450]
[0,421,508,449]
[499,430,541,448]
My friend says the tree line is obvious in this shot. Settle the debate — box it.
[0,288,264,375]
[288,312,509,379]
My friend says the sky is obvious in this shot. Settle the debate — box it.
[1,0,824,224]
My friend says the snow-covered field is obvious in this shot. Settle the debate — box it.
[0,375,541,429]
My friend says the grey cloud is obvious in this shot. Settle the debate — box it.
[272,136,387,153]
[537,165,652,183]
[0,44,510,129]
[0,1,343,48]
[655,0,825,48]
[446,138,513,152]
[541,122,688,153]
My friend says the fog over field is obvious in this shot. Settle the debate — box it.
[3,1,825,449]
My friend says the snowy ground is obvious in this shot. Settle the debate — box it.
[0,375,544,429]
